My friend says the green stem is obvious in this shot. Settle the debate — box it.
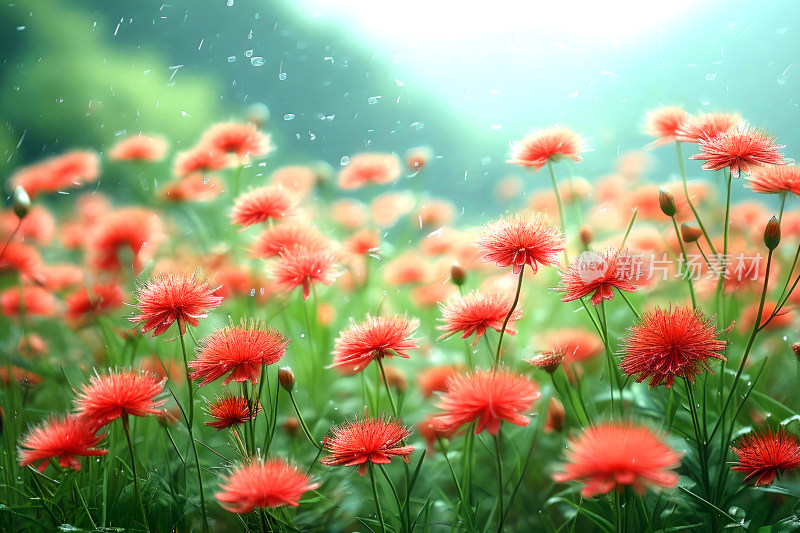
[121,414,149,531]
[288,390,322,450]
[378,465,405,528]
[231,164,244,198]
[598,301,617,417]
[369,464,387,533]
[548,160,569,264]
[684,380,711,499]
[671,216,698,309]
[493,432,506,533]
[618,291,641,319]
[72,473,97,529]
[676,141,718,257]
[494,266,525,369]
[377,358,399,419]
[779,192,787,222]
[620,208,638,250]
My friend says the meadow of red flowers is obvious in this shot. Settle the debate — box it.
[2,111,800,532]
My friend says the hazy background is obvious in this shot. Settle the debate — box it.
[1,0,797,215]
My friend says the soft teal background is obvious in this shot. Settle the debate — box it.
[1,0,797,212]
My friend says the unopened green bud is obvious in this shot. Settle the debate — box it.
[764,216,781,250]
[13,187,30,220]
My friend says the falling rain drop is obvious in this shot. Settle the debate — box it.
[283,113,295,120]
[340,155,350,165]
[250,57,266,67]
[279,72,287,80]
[227,56,236,63]
[245,49,253,58]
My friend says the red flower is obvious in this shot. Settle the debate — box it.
[676,112,741,143]
[689,125,786,178]
[129,272,223,337]
[204,395,262,430]
[437,291,522,345]
[383,252,431,285]
[731,427,800,486]
[556,249,647,306]
[343,229,380,256]
[201,122,272,161]
[271,246,338,300]
[216,459,320,512]
[330,315,420,374]
[65,282,125,321]
[320,415,415,476]
[0,242,42,279]
[526,346,567,374]
[619,306,729,388]
[553,422,681,497]
[161,174,222,202]
[644,107,688,147]
[0,286,56,317]
[417,365,460,398]
[89,208,163,273]
[109,135,168,162]
[74,369,166,427]
[231,186,297,228]
[189,319,290,386]
[251,223,328,259]
[746,165,800,196]
[338,153,402,189]
[476,213,566,274]
[432,369,540,435]
[11,151,99,198]
[507,127,586,171]
[269,165,318,199]
[18,415,107,472]
[174,146,230,178]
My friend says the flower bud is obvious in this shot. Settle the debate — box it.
[680,223,703,243]
[579,225,593,246]
[450,263,466,287]
[792,342,800,359]
[658,188,677,217]
[764,216,781,250]
[278,367,295,392]
[525,346,567,374]
[13,186,30,220]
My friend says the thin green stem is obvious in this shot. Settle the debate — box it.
[548,160,569,264]
[369,463,387,533]
[671,216,697,309]
[779,192,787,222]
[231,164,244,198]
[71,473,97,529]
[378,465,405,526]
[618,291,641,319]
[684,380,711,499]
[121,414,149,531]
[493,432,506,533]
[377,358,399,419]
[288,390,323,450]
[676,141,718,257]
[598,301,617,417]
[620,208,638,250]
[494,266,525,369]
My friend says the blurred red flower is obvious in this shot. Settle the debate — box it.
[231,186,297,228]
[201,122,272,161]
[644,107,688,147]
[109,134,168,162]
[89,208,163,273]
[338,153,402,189]
[676,112,741,143]
[271,246,338,300]
[507,127,586,171]
[216,459,319,512]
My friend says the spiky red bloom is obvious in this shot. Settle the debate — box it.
[437,291,522,345]
[109,135,168,162]
[251,223,328,259]
[231,186,297,228]
[476,213,566,274]
[689,126,786,178]
[619,306,728,388]
[89,208,163,273]
[746,165,800,196]
[18,416,107,472]
[432,369,540,435]
[556,249,647,306]
[676,112,741,143]
[129,272,223,337]
[526,346,567,374]
[730,427,800,486]
[65,282,125,321]
[271,246,338,300]
[174,146,230,178]
[644,107,688,147]
[320,416,415,476]
[553,422,681,497]
[74,370,166,427]
[507,127,586,171]
[0,286,56,317]
[189,319,290,386]
[204,395,262,430]
[338,153,402,189]
[201,122,272,160]
[216,459,320,512]
[11,151,99,198]
[331,315,420,374]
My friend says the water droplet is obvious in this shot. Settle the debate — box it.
[367,96,381,104]
[259,288,264,296]
[227,56,236,63]
[778,74,788,85]
[202,176,209,185]
[226,0,233,5]
[245,49,253,58]
[300,333,305,338]
[308,131,316,141]
[705,72,717,81]
[250,289,256,297]
[278,72,287,80]
[340,155,350,165]
[283,113,295,120]
[13,85,19,92]
[699,96,711,106]
[251,57,265,67]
